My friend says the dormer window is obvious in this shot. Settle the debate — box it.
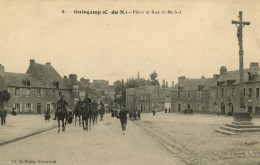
[23,79,31,86]
[55,82,59,89]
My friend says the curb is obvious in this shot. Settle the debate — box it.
[0,126,57,147]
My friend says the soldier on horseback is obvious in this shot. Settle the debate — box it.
[82,93,92,131]
[56,95,68,133]
[54,95,68,120]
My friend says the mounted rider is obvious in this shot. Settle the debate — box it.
[84,94,92,107]
[54,95,68,120]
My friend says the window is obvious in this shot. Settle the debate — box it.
[197,91,201,98]
[26,103,31,112]
[231,88,235,96]
[55,82,59,89]
[221,88,224,97]
[227,88,230,97]
[26,88,31,96]
[26,81,30,86]
[198,104,201,111]
[15,88,20,96]
[187,92,191,99]
[249,88,252,98]
[256,88,259,98]
[59,91,62,97]
[15,103,20,112]
[52,91,56,97]
[178,92,180,98]
[37,89,41,96]
[178,104,181,111]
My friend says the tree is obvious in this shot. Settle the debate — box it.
[0,90,10,108]
[149,71,159,86]
[166,81,169,88]
[113,80,126,106]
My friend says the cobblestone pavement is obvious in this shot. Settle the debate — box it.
[134,112,260,165]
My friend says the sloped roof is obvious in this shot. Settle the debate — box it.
[173,78,215,91]
[1,72,45,88]
[210,67,260,87]
[26,63,70,89]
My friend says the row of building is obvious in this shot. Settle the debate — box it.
[126,62,260,116]
[0,59,114,114]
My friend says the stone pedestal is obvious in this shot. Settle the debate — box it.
[215,110,260,135]
[232,111,252,125]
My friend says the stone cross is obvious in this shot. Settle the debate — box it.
[232,11,250,109]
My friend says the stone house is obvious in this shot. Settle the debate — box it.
[209,63,260,115]
[171,76,216,113]
[0,60,78,114]
[126,85,171,112]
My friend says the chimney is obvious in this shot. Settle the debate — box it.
[0,64,4,74]
[220,66,227,75]
[250,62,259,69]
[213,74,220,80]
[178,76,186,82]
[64,75,68,79]
[172,81,174,88]
[30,59,35,65]
[46,62,51,66]
[69,74,77,82]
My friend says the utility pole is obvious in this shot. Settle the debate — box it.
[232,11,250,110]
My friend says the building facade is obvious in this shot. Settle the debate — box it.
[209,63,260,115]
[171,76,216,113]
[126,85,171,112]
[0,60,79,114]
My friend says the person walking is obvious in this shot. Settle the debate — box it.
[99,101,105,121]
[118,106,128,135]
[0,106,7,125]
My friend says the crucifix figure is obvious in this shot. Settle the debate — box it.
[232,11,250,109]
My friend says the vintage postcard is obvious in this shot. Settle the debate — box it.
[0,0,260,165]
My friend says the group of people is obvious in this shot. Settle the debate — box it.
[129,109,141,120]
[45,94,106,124]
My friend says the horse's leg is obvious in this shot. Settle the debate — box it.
[79,116,81,126]
[82,118,85,130]
[75,115,77,126]
[62,119,65,132]
[58,119,60,133]
[86,117,88,131]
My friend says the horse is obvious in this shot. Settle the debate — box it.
[74,103,82,126]
[56,106,68,133]
[82,103,91,131]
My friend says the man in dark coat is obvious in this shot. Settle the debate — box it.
[99,101,105,121]
[84,94,92,105]
[137,109,141,120]
[0,106,7,125]
[118,106,128,135]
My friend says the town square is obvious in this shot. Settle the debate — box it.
[1,1,260,165]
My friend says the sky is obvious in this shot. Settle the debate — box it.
[0,0,260,85]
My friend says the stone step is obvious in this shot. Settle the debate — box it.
[225,123,260,129]
[214,129,237,135]
[220,126,260,133]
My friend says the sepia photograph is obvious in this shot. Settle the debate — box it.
[0,0,260,164]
